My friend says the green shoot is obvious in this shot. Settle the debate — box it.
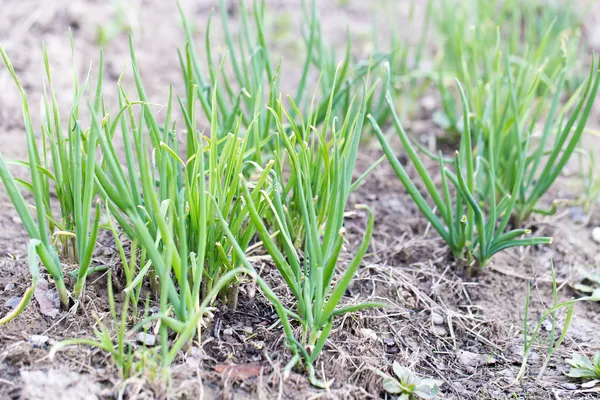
[370,64,551,270]
[514,56,600,223]
[517,261,600,383]
[223,83,382,386]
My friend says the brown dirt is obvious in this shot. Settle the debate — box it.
[1,1,600,399]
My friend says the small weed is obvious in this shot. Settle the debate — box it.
[375,362,442,399]
[566,352,600,388]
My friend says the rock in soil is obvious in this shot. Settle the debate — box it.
[359,328,378,341]
[592,227,600,244]
[29,335,49,347]
[136,332,156,347]
[242,326,253,335]
[561,383,578,390]
[34,279,59,319]
[4,296,21,309]
[431,312,445,325]
[456,349,489,371]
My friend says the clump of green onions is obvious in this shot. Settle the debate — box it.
[370,64,552,270]
[0,41,103,305]
[177,0,385,162]
[218,82,382,386]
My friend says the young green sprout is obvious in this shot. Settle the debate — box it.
[0,42,103,306]
[517,261,600,383]
[370,63,552,271]
[217,82,382,386]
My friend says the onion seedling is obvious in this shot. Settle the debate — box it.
[512,55,600,223]
[0,42,104,305]
[177,0,385,162]
[93,40,278,328]
[370,64,552,270]
[226,83,382,386]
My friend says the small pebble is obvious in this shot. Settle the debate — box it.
[223,328,234,336]
[4,296,21,309]
[29,335,49,347]
[4,282,15,291]
[541,319,553,332]
[499,368,515,379]
[431,312,445,325]
[568,206,587,224]
[136,333,156,347]
[432,326,447,336]
[561,383,578,390]
[242,327,253,335]
[420,96,437,112]
[359,328,378,341]
[456,350,484,368]
[592,227,600,244]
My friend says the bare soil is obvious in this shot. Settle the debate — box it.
[1,1,600,399]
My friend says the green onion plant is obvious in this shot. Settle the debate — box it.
[178,0,385,161]
[93,42,276,328]
[512,57,600,223]
[220,83,381,386]
[370,64,552,271]
[0,42,104,305]
[435,18,600,224]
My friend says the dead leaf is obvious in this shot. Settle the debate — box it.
[34,279,59,319]
[214,363,267,380]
